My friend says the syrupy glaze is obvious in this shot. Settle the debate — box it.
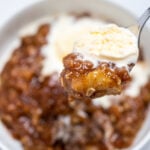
[61,53,131,99]
[0,14,150,150]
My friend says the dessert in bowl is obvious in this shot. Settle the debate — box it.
[0,0,150,150]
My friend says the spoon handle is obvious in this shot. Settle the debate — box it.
[137,7,150,48]
[138,7,150,36]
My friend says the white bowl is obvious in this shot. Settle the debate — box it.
[0,0,150,149]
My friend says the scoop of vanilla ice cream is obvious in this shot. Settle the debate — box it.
[50,15,105,59]
[73,24,139,69]
[41,14,106,75]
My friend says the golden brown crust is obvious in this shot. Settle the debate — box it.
[61,53,131,99]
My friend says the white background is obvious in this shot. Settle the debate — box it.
[0,0,150,149]
[0,0,150,29]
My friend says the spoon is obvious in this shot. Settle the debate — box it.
[128,7,150,48]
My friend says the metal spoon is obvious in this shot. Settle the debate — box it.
[128,7,150,48]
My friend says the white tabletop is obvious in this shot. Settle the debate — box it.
[0,0,149,150]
